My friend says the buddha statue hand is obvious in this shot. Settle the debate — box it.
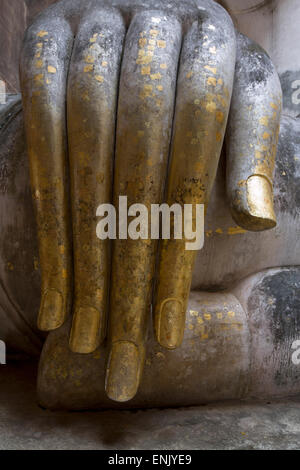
[20,0,282,402]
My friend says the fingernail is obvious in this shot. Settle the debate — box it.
[157,298,184,349]
[105,341,140,402]
[69,306,102,354]
[246,175,276,230]
[38,289,64,331]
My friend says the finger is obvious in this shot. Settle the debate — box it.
[67,9,126,354]
[105,11,182,402]
[20,16,74,331]
[154,4,236,349]
[226,33,282,231]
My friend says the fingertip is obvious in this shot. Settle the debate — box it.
[105,341,141,402]
[230,175,276,232]
[155,298,185,349]
[37,289,65,331]
[246,175,276,229]
[69,306,103,354]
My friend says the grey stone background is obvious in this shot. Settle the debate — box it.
[0,0,56,93]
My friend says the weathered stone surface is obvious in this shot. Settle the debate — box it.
[37,290,250,409]
[0,0,27,93]
[0,0,299,410]
[1,100,300,406]
[0,1,58,94]
[36,267,300,409]
[25,0,59,25]
[1,361,300,449]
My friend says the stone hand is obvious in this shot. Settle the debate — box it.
[20,0,281,402]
